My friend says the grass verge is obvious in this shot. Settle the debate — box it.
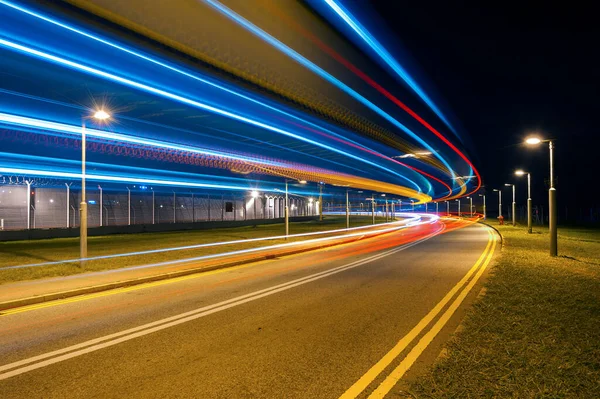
[0,216,388,284]
[409,223,600,398]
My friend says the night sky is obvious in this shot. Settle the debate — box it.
[371,2,599,211]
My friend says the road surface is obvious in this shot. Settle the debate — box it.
[0,218,497,398]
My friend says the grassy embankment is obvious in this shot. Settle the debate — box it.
[0,216,388,284]
[409,223,600,398]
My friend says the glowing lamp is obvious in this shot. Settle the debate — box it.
[93,110,111,120]
[515,170,526,176]
[251,190,259,198]
[525,137,541,145]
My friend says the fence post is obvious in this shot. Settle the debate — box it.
[127,187,131,226]
[66,183,70,228]
[26,181,31,229]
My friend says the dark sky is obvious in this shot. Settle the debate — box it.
[371,1,600,210]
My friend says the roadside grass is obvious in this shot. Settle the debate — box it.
[410,223,600,398]
[0,216,388,284]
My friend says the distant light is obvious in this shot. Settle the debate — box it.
[93,110,111,120]
[298,180,307,184]
[251,190,259,198]
[88,200,96,204]
[505,184,512,187]
[515,170,526,176]
[380,193,386,197]
[49,199,54,203]
[525,137,542,145]
[309,198,314,203]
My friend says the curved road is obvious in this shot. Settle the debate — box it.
[0,218,497,398]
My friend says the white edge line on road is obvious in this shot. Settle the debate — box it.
[0,223,446,380]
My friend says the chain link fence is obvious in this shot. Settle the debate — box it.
[0,184,318,231]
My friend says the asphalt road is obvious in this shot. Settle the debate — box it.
[0,218,497,398]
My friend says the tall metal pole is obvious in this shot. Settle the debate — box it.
[80,123,88,263]
[345,189,349,229]
[512,185,516,226]
[385,199,388,222]
[457,200,461,217]
[391,201,395,220]
[498,190,502,218]
[66,183,70,228]
[319,183,323,222]
[470,197,473,217]
[436,202,439,214]
[127,187,131,226]
[26,181,31,230]
[527,173,532,233]
[482,195,487,220]
[446,201,449,215]
[173,192,176,223]
[152,190,155,224]
[549,141,557,256]
[285,180,289,237]
[99,186,103,227]
[371,197,375,224]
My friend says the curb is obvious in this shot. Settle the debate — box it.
[478,221,504,248]
[0,228,393,312]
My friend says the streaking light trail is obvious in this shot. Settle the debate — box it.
[318,0,482,197]
[0,37,426,194]
[201,0,457,182]
[0,214,427,271]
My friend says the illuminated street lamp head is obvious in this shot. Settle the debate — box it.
[93,110,111,120]
[504,183,512,187]
[308,198,314,203]
[515,170,526,176]
[251,190,259,198]
[298,180,307,184]
[493,189,500,192]
[525,137,542,145]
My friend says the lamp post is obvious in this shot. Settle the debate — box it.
[80,109,110,263]
[456,199,461,217]
[318,182,323,222]
[493,189,502,220]
[479,194,486,220]
[505,183,516,226]
[345,189,350,228]
[285,179,306,237]
[515,170,532,233]
[526,136,556,255]
[435,201,439,214]
[445,200,449,215]
[251,190,259,220]
[411,199,415,212]
[466,196,473,217]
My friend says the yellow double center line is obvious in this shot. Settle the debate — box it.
[340,227,497,399]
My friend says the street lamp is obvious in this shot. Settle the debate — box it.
[466,196,473,217]
[251,190,259,220]
[493,189,502,220]
[445,200,449,215]
[478,194,486,220]
[81,109,111,263]
[515,170,532,233]
[455,199,461,217]
[505,183,516,226]
[410,199,415,212]
[525,136,557,255]
[285,179,306,237]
